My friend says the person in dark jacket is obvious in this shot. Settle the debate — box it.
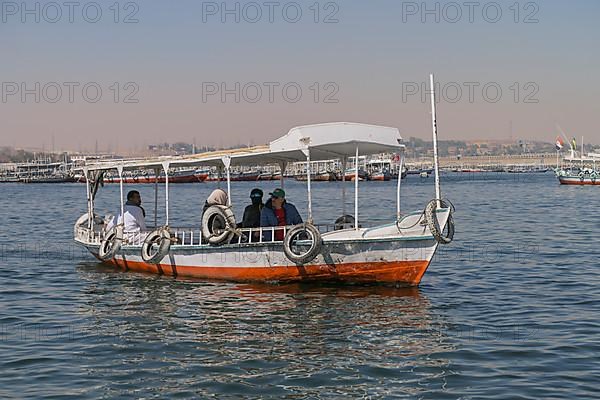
[241,188,264,228]
[260,188,302,241]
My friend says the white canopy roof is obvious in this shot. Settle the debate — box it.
[82,122,405,172]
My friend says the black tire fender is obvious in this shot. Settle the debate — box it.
[201,205,237,246]
[141,227,171,264]
[283,224,323,265]
[98,225,123,261]
[424,200,454,245]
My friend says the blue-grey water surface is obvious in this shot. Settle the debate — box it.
[0,173,598,399]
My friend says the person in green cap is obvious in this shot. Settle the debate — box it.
[260,188,303,241]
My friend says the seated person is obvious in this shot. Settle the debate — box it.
[202,188,228,218]
[106,190,147,243]
[201,188,229,243]
[242,188,264,242]
[242,188,264,228]
[260,188,302,241]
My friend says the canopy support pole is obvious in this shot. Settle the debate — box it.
[354,145,359,230]
[429,73,441,208]
[162,162,170,226]
[303,150,313,224]
[581,136,584,169]
[222,156,232,206]
[84,168,92,230]
[117,165,124,221]
[341,157,347,217]
[154,168,159,228]
[278,161,287,189]
[396,152,405,221]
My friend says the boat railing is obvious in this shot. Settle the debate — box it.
[170,223,356,246]
[77,222,357,247]
[75,225,103,245]
[170,225,295,246]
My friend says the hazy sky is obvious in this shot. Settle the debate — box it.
[1,0,599,152]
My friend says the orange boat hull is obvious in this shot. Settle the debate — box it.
[104,258,431,286]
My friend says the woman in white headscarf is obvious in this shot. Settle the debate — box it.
[202,188,228,218]
[201,189,230,244]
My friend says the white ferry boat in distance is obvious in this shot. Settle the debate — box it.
[555,140,600,185]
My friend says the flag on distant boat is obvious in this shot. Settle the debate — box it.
[571,138,577,150]
[555,136,564,151]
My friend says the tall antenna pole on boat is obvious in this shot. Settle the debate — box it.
[429,74,442,207]
[396,152,404,221]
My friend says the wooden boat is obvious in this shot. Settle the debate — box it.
[207,171,260,182]
[0,174,20,183]
[74,77,454,286]
[407,167,433,175]
[235,171,261,181]
[368,171,391,181]
[19,173,76,183]
[366,158,393,181]
[84,168,208,184]
[75,124,453,285]
[461,168,485,173]
[8,159,76,183]
[295,171,337,182]
[344,168,367,181]
[258,172,275,180]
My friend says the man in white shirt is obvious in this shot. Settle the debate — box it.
[106,190,147,243]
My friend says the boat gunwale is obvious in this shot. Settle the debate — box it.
[75,233,437,252]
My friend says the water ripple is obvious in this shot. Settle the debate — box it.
[0,176,599,398]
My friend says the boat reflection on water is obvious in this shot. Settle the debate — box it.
[76,262,456,397]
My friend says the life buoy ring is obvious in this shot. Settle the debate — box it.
[98,225,123,260]
[424,200,454,244]
[201,205,237,245]
[579,171,585,181]
[283,224,322,265]
[141,226,171,264]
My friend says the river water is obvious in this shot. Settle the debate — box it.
[0,173,598,399]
